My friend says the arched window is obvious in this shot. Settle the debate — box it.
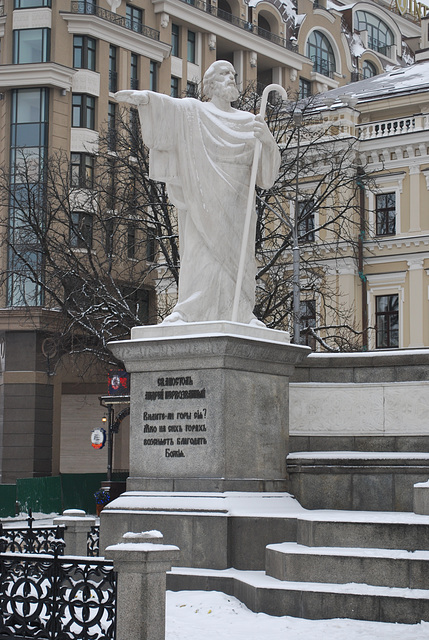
[355,11,393,56]
[258,14,271,33]
[362,60,377,78]
[307,31,335,78]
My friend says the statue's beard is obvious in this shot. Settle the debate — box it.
[223,85,240,103]
[214,84,240,103]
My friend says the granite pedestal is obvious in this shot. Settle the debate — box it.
[102,322,309,565]
[109,321,308,492]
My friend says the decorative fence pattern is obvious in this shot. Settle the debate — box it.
[0,514,65,556]
[0,551,116,639]
[87,526,100,558]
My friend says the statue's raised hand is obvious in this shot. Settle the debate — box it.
[114,90,150,106]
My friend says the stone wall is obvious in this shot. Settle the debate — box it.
[287,350,429,510]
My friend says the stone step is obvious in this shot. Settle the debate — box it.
[167,567,429,624]
[296,511,429,551]
[266,542,429,589]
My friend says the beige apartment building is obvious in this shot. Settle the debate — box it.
[0,0,426,483]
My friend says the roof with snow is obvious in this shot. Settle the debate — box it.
[318,59,429,105]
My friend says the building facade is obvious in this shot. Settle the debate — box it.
[0,0,426,483]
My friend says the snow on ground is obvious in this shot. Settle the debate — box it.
[166,590,429,640]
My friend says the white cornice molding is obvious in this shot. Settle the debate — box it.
[371,170,406,192]
[366,271,407,285]
[60,12,171,62]
[0,62,76,90]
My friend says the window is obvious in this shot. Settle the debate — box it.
[376,192,396,236]
[123,287,150,323]
[376,294,398,348]
[171,24,179,57]
[8,88,49,307]
[149,60,157,92]
[126,5,143,33]
[106,158,116,210]
[307,31,335,78]
[299,299,316,349]
[146,227,156,262]
[72,94,95,129]
[355,11,393,57]
[362,60,377,79]
[186,82,197,97]
[187,30,196,63]
[299,78,311,99]
[130,108,140,156]
[73,36,96,71]
[13,28,50,64]
[171,76,179,97]
[298,200,315,242]
[70,211,93,249]
[108,102,116,151]
[14,0,51,7]
[127,222,137,259]
[10,88,48,151]
[105,218,114,255]
[109,45,117,93]
[131,53,139,90]
[70,153,94,189]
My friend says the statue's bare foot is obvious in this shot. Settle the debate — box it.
[161,311,186,325]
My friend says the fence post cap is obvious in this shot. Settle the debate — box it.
[62,509,87,517]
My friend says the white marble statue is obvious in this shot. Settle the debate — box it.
[115,60,281,325]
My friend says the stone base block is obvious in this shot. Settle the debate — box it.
[287,452,429,511]
[414,479,429,514]
[100,491,302,570]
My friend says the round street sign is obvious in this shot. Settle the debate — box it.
[91,427,106,449]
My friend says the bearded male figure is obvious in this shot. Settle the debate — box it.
[115,61,281,325]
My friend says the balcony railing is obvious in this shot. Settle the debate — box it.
[70,2,160,41]
[310,56,335,78]
[178,0,298,52]
[368,37,392,58]
[357,115,429,140]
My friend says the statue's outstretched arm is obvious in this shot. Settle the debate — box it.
[114,90,150,106]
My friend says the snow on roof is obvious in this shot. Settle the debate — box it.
[318,60,429,105]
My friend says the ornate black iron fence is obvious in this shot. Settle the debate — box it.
[0,512,65,555]
[87,526,100,557]
[0,550,116,639]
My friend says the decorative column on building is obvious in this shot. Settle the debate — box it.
[409,163,421,233]
[407,257,425,347]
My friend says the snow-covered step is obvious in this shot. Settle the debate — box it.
[167,566,429,624]
[266,542,429,589]
[296,511,429,551]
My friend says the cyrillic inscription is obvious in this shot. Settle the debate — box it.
[142,375,208,458]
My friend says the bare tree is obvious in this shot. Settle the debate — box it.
[236,87,371,350]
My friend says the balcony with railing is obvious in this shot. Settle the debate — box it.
[70,1,160,41]
[357,114,429,140]
[178,0,297,52]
